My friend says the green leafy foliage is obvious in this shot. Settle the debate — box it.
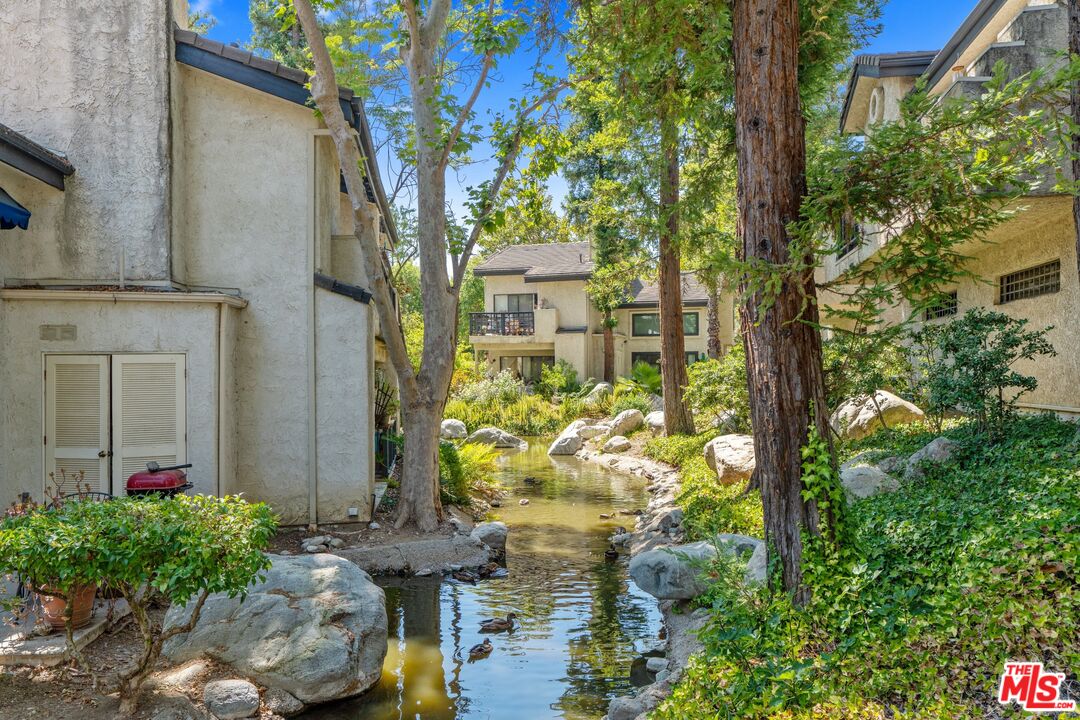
[821,331,914,412]
[643,433,763,540]
[656,415,1080,718]
[438,441,500,505]
[0,495,276,709]
[912,308,1055,437]
[537,359,580,399]
[454,369,526,405]
[684,346,751,432]
[623,361,663,397]
[443,393,585,437]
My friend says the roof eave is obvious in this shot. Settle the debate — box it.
[923,0,1008,91]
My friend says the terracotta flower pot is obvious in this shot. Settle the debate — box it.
[36,584,97,630]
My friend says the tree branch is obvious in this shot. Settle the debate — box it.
[422,0,453,47]
[451,78,580,286]
[438,50,495,172]
[295,0,419,402]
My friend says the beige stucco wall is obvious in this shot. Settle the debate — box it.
[173,65,375,524]
[0,0,176,281]
[316,289,375,522]
[0,297,226,504]
[481,275,592,331]
[913,196,1080,413]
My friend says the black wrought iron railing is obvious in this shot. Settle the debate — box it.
[375,431,398,479]
[469,311,535,336]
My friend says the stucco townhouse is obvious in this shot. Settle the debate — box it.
[825,0,1080,415]
[0,1,399,524]
[469,242,738,382]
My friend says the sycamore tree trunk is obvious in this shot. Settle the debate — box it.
[1071,0,1080,283]
[603,313,615,384]
[707,278,723,359]
[658,93,695,436]
[733,0,833,605]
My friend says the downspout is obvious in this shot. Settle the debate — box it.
[306,132,318,530]
[216,303,224,497]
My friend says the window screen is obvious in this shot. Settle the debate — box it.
[999,261,1060,304]
[924,291,958,321]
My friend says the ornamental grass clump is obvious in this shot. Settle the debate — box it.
[0,494,276,713]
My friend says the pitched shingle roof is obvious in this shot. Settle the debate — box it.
[620,272,709,308]
[474,242,594,281]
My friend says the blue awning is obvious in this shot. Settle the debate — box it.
[0,186,30,230]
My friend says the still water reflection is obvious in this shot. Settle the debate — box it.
[303,443,662,720]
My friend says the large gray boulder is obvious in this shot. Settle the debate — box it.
[603,435,632,453]
[440,419,467,440]
[470,521,508,553]
[629,534,764,600]
[584,382,613,404]
[905,437,959,480]
[644,411,665,435]
[203,679,260,720]
[703,434,756,486]
[549,420,587,456]
[831,391,924,441]
[840,465,899,500]
[467,426,526,449]
[608,409,645,437]
[338,534,494,575]
[163,554,387,707]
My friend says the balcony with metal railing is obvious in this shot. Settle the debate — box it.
[469,311,536,336]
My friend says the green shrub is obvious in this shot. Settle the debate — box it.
[684,346,751,432]
[0,495,276,712]
[538,359,580,399]
[655,415,1080,719]
[911,308,1055,436]
[822,331,915,412]
[644,432,763,539]
[609,380,654,417]
[455,370,526,405]
[444,393,583,437]
[625,361,663,396]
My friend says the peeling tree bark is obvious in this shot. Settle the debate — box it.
[603,315,616,384]
[706,277,723,359]
[658,89,695,436]
[733,0,832,605]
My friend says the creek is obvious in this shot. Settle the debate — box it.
[302,443,661,720]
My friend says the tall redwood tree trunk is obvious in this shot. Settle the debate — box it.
[658,93,695,436]
[733,0,832,604]
[1070,0,1080,283]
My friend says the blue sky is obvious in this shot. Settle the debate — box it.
[194,0,980,214]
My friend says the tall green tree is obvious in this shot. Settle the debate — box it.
[292,0,572,530]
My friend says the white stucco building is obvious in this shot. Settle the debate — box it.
[826,0,1080,415]
[0,1,397,524]
[469,242,737,381]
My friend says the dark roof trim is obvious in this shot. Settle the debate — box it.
[619,299,709,310]
[923,0,1008,91]
[523,272,592,283]
[555,326,588,334]
[174,26,399,252]
[473,267,529,277]
[838,51,938,133]
[0,124,75,190]
[314,272,371,304]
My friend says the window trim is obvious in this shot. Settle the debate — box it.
[631,311,701,337]
[492,293,537,313]
[837,217,863,259]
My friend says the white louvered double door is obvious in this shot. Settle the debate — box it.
[44,354,186,496]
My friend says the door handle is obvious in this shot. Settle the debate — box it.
[98,450,113,458]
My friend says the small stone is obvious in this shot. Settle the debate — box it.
[328,538,345,548]
[603,435,633,453]
[645,657,669,674]
[612,533,632,546]
[368,521,381,530]
[203,679,260,720]
[303,544,328,554]
[655,669,670,684]
[414,568,433,577]
[279,550,292,556]
[449,564,463,571]
[301,536,329,547]
[264,688,304,718]
[519,498,530,506]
